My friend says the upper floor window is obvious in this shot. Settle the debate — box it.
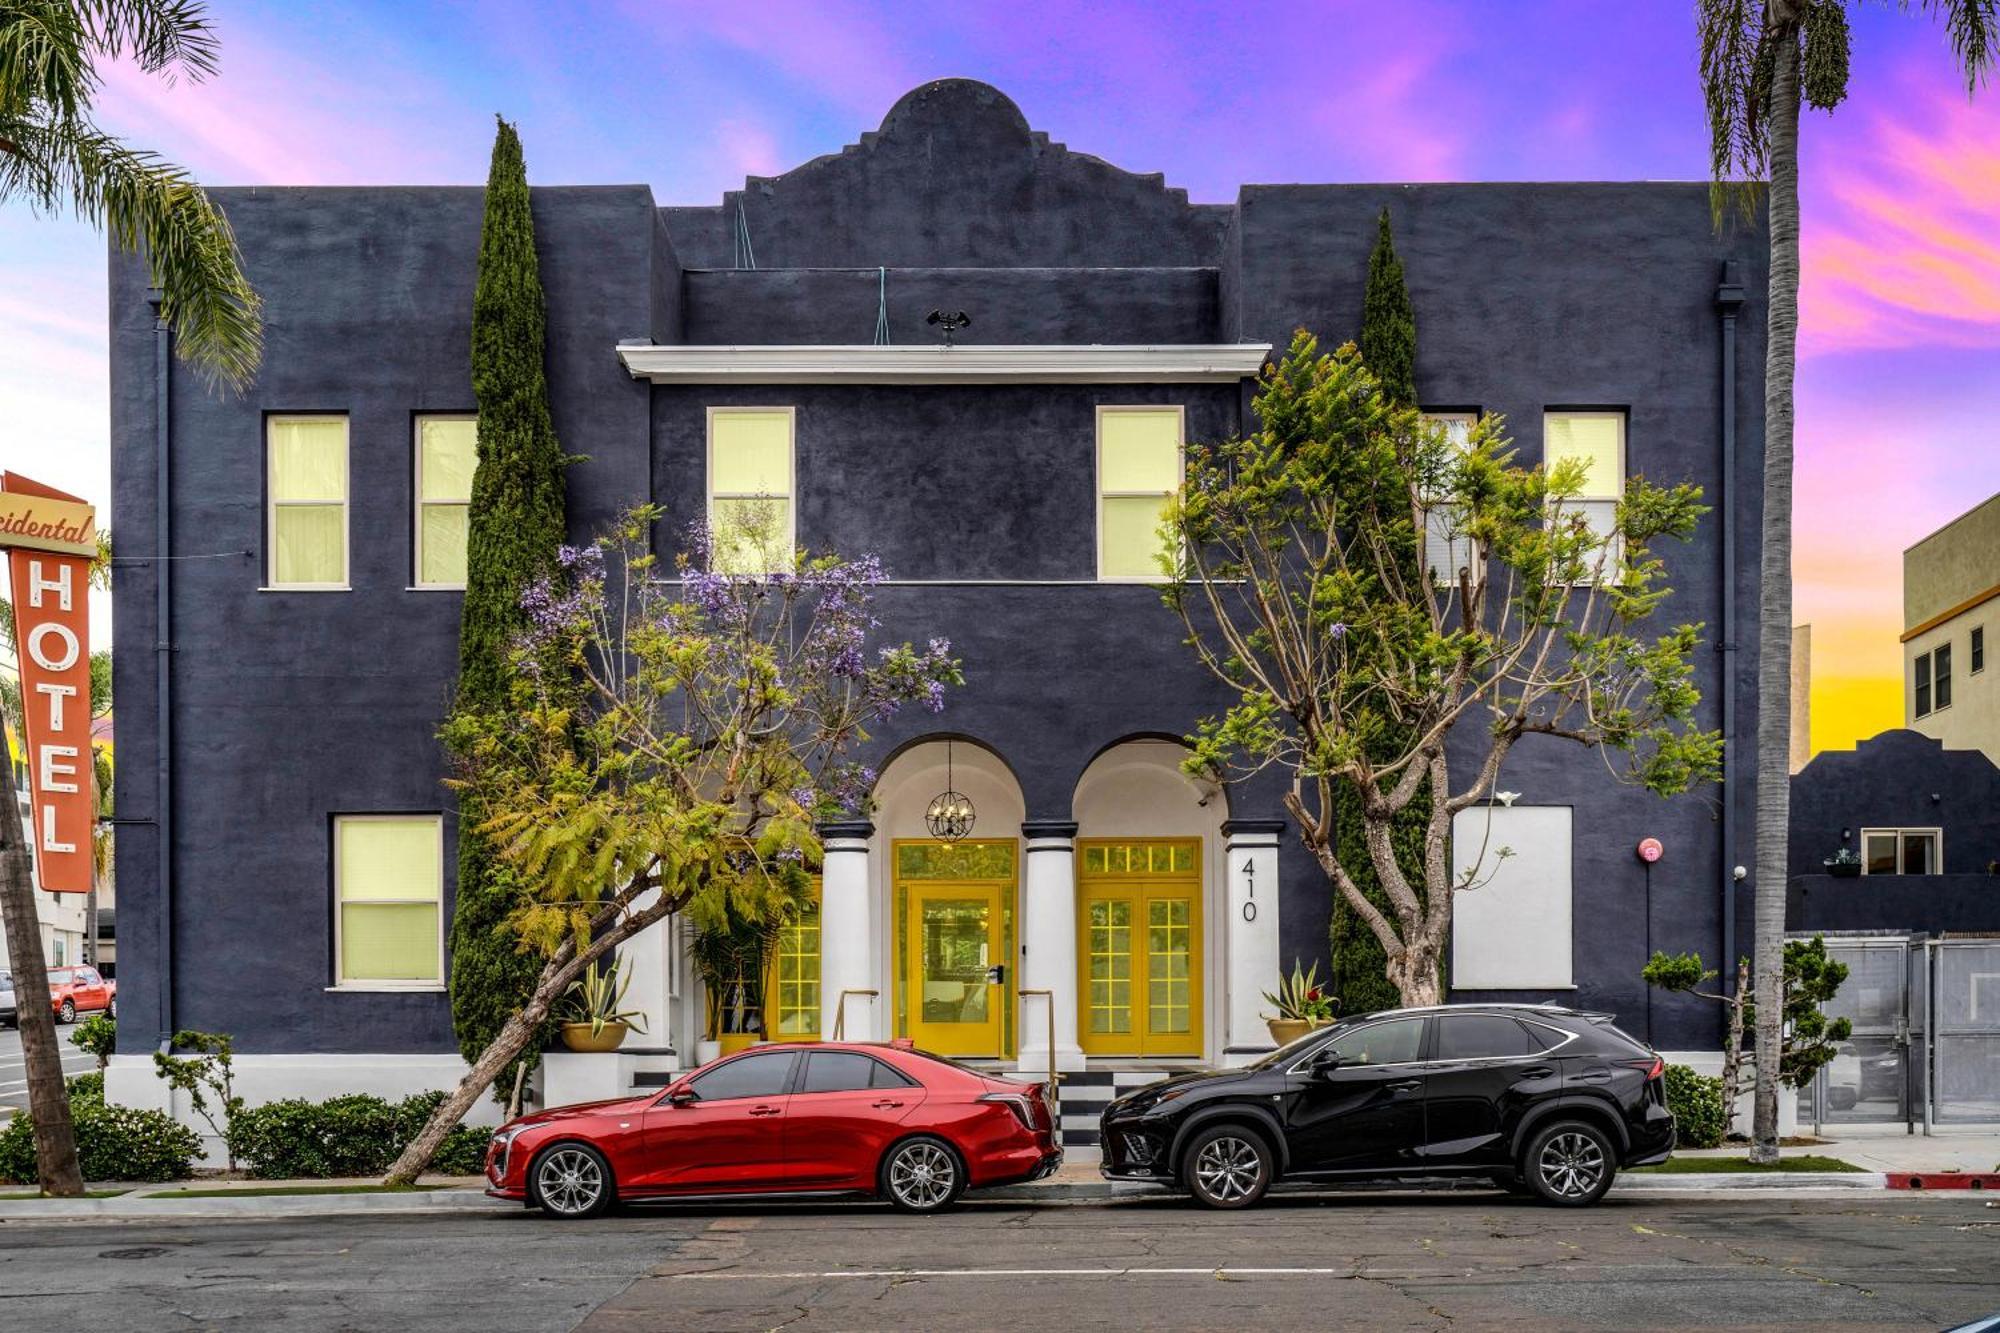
[415,416,476,588]
[1917,643,1952,717]
[1097,406,1183,581]
[1972,625,1985,675]
[334,815,444,988]
[708,408,795,574]
[1421,411,1481,593]
[267,416,348,588]
[1543,411,1625,580]
[1861,827,1941,876]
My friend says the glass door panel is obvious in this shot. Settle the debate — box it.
[1087,896,1135,1040]
[1077,840,1203,1058]
[907,883,1005,1056]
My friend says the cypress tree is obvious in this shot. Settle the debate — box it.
[448,116,569,1095]
[1331,207,1430,1015]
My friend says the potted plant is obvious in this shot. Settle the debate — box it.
[559,956,648,1053]
[691,916,777,1061]
[1823,846,1862,879]
[1263,960,1339,1046]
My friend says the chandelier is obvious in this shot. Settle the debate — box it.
[925,739,976,843]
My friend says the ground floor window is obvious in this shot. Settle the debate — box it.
[1449,806,1573,989]
[765,883,822,1040]
[333,814,443,987]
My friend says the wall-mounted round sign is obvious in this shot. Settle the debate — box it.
[1636,837,1664,864]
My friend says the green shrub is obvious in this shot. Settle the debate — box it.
[1664,1064,1727,1149]
[0,1099,201,1184]
[66,1071,105,1103]
[70,1013,116,1070]
[226,1091,492,1179]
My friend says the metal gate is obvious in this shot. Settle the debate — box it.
[1806,933,2000,1130]
[1810,934,1922,1127]
[1934,939,2000,1123]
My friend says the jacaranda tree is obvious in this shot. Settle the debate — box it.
[1166,332,1721,1007]
[386,507,961,1183]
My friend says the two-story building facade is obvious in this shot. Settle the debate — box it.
[105,80,1767,1128]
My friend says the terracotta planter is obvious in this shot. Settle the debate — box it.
[560,1020,630,1053]
[1267,1017,1313,1046]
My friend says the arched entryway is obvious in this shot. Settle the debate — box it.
[1071,739,1228,1060]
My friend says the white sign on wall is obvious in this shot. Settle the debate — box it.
[1450,805,1573,989]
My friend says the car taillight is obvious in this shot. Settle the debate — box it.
[979,1092,1039,1131]
[1625,1056,1665,1081]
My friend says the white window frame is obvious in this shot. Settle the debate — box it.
[330,813,446,992]
[1859,826,1943,877]
[413,414,476,591]
[706,406,797,574]
[265,414,351,591]
[1543,409,1626,585]
[1095,404,1185,584]
[1420,410,1483,594]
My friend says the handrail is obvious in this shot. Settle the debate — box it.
[1018,988,1060,1113]
[832,988,879,1041]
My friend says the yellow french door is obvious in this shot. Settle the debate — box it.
[764,881,821,1040]
[1078,839,1203,1058]
[905,881,1007,1056]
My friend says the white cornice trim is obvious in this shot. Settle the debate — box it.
[616,343,1272,385]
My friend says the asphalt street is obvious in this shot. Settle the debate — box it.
[1,1192,1996,1331]
[0,1017,99,1111]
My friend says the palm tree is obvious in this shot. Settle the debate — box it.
[1698,0,1996,1163]
[1,0,262,389]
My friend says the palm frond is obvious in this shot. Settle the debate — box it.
[0,0,93,120]
[1910,0,2000,88]
[1698,0,1768,224]
[76,0,218,80]
[3,111,260,389]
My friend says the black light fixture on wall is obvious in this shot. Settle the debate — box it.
[925,739,976,843]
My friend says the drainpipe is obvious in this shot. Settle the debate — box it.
[1714,262,1745,1001]
[148,290,175,1054]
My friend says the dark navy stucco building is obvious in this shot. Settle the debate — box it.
[106,80,1768,1127]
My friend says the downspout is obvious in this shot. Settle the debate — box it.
[148,289,175,1054]
[1715,262,1746,999]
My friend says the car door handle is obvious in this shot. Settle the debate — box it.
[871,1099,905,1109]
[1522,1067,1555,1080]
[1386,1079,1423,1094]
[748,1105,783,1116]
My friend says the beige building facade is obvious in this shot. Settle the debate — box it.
[1903,492,1999,758]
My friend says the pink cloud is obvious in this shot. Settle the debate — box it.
[1800,65,2000,355]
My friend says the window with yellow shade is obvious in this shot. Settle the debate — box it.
[708,408,795,574]
[1543,411,1625,579]
[268,416,348,588]
[1097,406,1183,581]
[334,815,443,987]
[415,416,476,588]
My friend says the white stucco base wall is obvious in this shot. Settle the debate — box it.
[106,1052,504,1167]
[1657,1049,1800,1138]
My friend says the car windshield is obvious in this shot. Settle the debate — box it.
[47,970,69,982]
[1247,1022,1343,1069]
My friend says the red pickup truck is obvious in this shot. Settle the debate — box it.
[47,966,115,1024]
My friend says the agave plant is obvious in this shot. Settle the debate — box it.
[562,956,649,1038]
[1263,960,1339,1025]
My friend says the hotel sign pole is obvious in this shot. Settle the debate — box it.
[0,471,95,1196]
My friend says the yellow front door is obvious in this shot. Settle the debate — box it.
[1078,839,1203,1058]
[906,881,1007,1056]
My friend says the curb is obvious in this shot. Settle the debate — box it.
[0,1189,513,1222]
[1886,1171,2000,1191]
[984,1171,1895,1202]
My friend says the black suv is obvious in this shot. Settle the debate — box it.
[1100,1003,1673,1208]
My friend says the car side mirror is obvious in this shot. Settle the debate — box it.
[1310,1051,1345,1079]
[666,1088,697,1107]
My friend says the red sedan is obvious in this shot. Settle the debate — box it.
[486,1040,1061,1218]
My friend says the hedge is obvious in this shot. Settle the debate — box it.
[227,1090,492,1179]
[1664,1063,1727,1149]
[0,1099,201,1184]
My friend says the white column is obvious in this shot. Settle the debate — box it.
[1017,821,1086,1073]
[818,821,878,1042]
[1223,819,1285,1065]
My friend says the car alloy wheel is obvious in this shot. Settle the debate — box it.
[882,1137,961,1213]
[1529,1123,1613,1206]
[532,1145,611,1219]
[108,998,117,1019]
[58,1000,74,1024]
[1184,1126,1271,1209]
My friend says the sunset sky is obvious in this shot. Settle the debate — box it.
[5,0,1997,754]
